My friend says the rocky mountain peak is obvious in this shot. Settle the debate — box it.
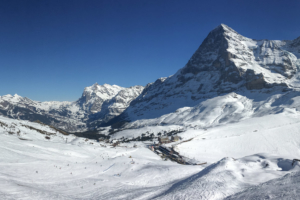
[176,24,245,90]
[2,94,13,98]
[77,83,124,114]
[212,24,237,34]
[291,36,300,48]
[177,23,300,91]
[83,83,123,98]
[1,94,24,103]
[92,82,99,88]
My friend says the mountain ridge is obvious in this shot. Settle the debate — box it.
[1,24,300,133]
[105,24,300,128]
[0,83,144,132]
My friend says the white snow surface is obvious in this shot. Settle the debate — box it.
[1,115,300,199]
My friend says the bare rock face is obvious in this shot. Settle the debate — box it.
[245,70,265,90]
[88,85,145,125]
[76,83,124,114]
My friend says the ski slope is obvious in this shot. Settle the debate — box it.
[226,171,300,199]
[0,117,201,199]
[155,155,300,200]
[1,116,300,199]
[172,112,300,164]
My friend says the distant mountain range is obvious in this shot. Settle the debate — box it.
[1,24,300,133]
[0,84,144,132]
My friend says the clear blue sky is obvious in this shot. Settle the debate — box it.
[1,0,300,101]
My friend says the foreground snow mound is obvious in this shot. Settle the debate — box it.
[155,154,299,200]
[154,157,249,200]
[226,172,300,200]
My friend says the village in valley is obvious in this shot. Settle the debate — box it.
[100,129,206,166]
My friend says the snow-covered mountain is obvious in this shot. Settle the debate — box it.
[86,85,145,127]
[109,24,300,129]
[0,94,81,131]
[0,84,144,132]
[1,24,300,134]
[77,83,124,114]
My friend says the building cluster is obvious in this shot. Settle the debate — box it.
[158,135,181,144]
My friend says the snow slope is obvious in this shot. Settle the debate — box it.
[1,115,300,200]
[110,91,300,164]
[155,155,300,200]
[226,171,300,199]
[174,112,300,164]
[0,116,202,199]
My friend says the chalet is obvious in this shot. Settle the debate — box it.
[158,136,170,144]
[112,141,120,147]
[171,135,181,142]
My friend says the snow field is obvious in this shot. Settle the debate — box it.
[0,121,201,199]
[1,115,300,199]
[175,113,300,164]
[155,155,300,200]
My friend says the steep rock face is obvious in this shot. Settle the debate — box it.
[115,24,300,123]
[87,85,145,127]
[104,85,145,120]
[76,83,124,114]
